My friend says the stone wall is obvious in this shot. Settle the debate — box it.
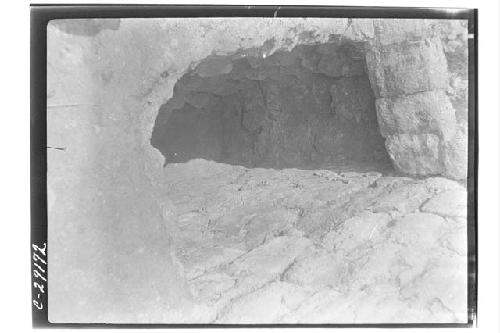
[366,20,468,179]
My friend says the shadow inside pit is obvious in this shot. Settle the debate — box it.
[151,41,395,174]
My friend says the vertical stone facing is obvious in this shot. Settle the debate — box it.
[366,38,449,98]
[366,21,467,180]
[375,90,457,141]
[385,133,442,176]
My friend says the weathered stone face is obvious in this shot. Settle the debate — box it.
[385,133,442,176]
[365,21,469,180]
[47,18,469,323]
[376,90,457,141]
[366,38,449,98]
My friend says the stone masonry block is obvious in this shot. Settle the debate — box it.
[375,90,457,141]
[366,38,449,98]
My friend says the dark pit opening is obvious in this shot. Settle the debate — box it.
[152,41,393,173]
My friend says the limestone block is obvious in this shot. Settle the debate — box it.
[375,90,457,141]
[385,133,443,176]
[366,38,449,98]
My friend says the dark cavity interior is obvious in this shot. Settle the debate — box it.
[152,41,393,173]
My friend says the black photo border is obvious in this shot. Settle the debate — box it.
[31,4,477,328]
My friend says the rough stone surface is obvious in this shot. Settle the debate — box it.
[376,90,457,141]
[385,133,442,176]
[365,20,469,180]
[366,38,449,98]
[421,188,468,217]
[375,89,465,179]
[158,159,468,323]
[47,18,470,323]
